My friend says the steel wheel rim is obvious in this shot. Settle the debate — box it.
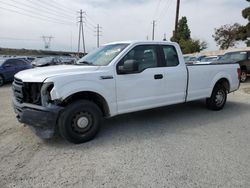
[71,112,93,134]
[215,89,225,106]
[241,72,247,82]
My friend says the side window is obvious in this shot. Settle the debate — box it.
[162,45,179,67]
[3,60,14,67]
[119,45,158,72]
[15,60,26,66]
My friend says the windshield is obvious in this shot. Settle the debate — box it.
[0,59,5,66]
[77,43,129,66]
[220,52,247,62]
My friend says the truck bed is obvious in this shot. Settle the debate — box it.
[186,63,240,102]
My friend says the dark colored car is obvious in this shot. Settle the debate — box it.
[32,56,62,67]
[219,51,250,82]
[0,58,32,86]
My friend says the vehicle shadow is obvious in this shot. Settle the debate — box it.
[0,82,12,88]
[44,99,250,148]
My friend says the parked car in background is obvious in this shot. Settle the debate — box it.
[60,56,78,65]
[200,56,218,63]
[218,51,250,82]
[32,56,62,67]
[196,55,206,62]
[184,56,198,64]
[15,56,35,63]
[0,58,32,86]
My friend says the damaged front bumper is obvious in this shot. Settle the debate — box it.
[12,97,63,139]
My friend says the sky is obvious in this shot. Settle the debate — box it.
[0,0,249,52]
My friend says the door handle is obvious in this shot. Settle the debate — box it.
[154,74,163,79]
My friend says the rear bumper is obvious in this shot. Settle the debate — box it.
[12,97,63,139]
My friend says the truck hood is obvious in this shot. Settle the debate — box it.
[15,65,100,82]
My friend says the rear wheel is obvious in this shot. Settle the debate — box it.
[206,84,227,111]
[0,75,4,87]
[240,71,247,82]
[58,100,102,144]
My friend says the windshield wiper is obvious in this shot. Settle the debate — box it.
[77,61,93,65]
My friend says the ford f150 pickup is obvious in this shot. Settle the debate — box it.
[12,41,241,144]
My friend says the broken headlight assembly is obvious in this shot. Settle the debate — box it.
[41,82,54,106]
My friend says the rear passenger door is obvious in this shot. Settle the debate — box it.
[115,45,167,114]
[160,45,187,104]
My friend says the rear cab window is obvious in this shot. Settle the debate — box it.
[161,45,180,67]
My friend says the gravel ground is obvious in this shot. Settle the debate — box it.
[1,81,250,188]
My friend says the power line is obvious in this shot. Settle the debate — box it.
[153,0,162,20]
[0,37,40,41]
[85,13,97,27]
[0,6,74,26]
[44,0,76,14]
[25,0,74,19]
[0,1,74,25]
[157,0,174,22]
[9,0,74,22]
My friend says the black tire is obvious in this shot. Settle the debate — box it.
[240,71,247,82]
[206,84,227,111]
[58,100,102,144]
[0,75,4,87]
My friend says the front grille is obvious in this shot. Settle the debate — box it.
[13,78,24,103]
[13,78,42,105]
[14,78,23,86]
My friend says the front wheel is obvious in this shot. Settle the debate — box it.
[58,100,102,144]
[206,84,227,111]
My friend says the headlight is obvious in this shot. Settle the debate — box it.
[41,82,54,106]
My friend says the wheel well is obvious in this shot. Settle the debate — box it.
[0,74,4,83]
[61,91,110,117]
[215,78,230,93]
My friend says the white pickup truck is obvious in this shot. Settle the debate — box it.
[12,41,240,144]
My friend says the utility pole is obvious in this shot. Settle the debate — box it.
[152,20,156,40]
[174,0,180,34]
[77,9,86,56]
[41,36,54,50]
[95,24,102,48]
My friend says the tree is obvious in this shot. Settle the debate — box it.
[212,23,241,50]
[171,16,207,54]
[237,0,250,46]
[179,39,207,54]
[171,16,191,42]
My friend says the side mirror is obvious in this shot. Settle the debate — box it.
[118,60,138,74]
